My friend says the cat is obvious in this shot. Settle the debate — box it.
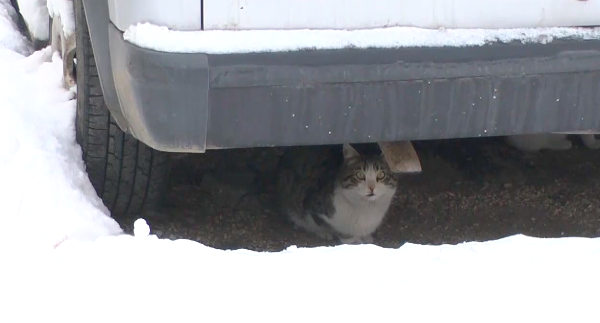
[504,133,572,152]
[276,143,397,244]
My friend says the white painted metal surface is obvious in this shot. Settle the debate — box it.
[108,0,202,31]
[203,0,600,30]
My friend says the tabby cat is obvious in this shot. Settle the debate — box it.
[276,144,397,244]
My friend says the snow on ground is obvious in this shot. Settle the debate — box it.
[5,232,600,322]
[125,23,600,54]
[0,44,122,248]
[14,0,74,42]
[1,2,600,323]
[0,0,32,55]
[16,0,49,41]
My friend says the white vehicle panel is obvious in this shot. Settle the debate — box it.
[108,0,202,31]
[203,0,600,30]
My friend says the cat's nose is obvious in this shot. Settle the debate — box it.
[368,185,375,193]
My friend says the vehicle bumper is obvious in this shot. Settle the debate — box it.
[108,24,600,153]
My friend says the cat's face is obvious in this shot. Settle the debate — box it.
[338,144,397,201]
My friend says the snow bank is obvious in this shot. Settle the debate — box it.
[3,232,600,323]
[14,0,72,43]
[0,47,122,249]
[16,0,49,41]
[124,24,600,54]
[0,0,32,55]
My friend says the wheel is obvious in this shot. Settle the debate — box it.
[70,0,171,216]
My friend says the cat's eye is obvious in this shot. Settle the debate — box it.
[376,171,386,180]
[355,171,365,180]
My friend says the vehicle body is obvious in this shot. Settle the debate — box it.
[44,0,600,215]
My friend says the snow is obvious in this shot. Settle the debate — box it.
[46,0,74,37]
[0,46,122,249]
[133,218,150,237]
[124,23,600,54]
[4,233,600,322]
[16,0,49,41]
[0,0,32,55]
[1,1,600,322]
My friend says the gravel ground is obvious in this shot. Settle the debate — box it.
[119,136,600,252]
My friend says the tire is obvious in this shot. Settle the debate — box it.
[73,0,171,216]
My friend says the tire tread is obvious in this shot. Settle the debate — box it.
[74,0,169,216]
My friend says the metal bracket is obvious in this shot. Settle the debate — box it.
[378,141,422,174]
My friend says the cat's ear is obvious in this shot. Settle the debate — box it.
[343,143,360,160]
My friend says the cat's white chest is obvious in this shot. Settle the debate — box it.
[327,191,394,238]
